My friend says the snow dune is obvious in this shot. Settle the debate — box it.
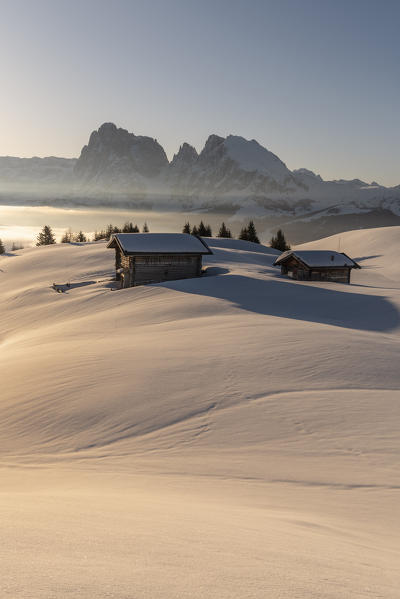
[0,228,399,598]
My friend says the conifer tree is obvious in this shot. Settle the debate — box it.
[239,226,249,241]
[238,221,260,243]
[11,242,24,251]
[122,222,134,233]
[0,238,5,254]
[270,229,290,251]
[61,229,72,243]
[192,225,199,236]
[142,222,149,233]
[218,222,232,238]
[121,222,139,233]
[104,224,122,240]
[75,231,87,242]
[246,220,260,244]
[36,225,56,246]
[204,224,212,237]
[105,224,114,240]
[182,222,191,234]
[94,229,107,241]
[197,221,208,236]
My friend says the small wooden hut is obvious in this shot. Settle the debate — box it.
[273,250,360,283]
[107,233,213,288]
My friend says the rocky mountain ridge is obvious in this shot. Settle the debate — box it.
[1,122,399,242]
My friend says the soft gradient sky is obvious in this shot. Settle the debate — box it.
[0,0,399,184]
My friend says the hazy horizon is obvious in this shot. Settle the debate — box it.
[1,0,399,186]
[1,122,400,189]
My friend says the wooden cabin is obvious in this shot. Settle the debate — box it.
[273,250,361,283]
[107,233,213,288]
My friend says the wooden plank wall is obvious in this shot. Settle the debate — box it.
[132,255,201,284]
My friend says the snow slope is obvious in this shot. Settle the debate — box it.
[297,225,400,284]
[224,135,292,183]
[0,230,399,598]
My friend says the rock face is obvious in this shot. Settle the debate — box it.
[178,134,299,197]
[74,123,169,185]
[170,143,198,171]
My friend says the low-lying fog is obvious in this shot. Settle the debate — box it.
[0,205,242,248]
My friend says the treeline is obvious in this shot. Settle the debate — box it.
[183,220,263,244]
[183,221,214,237]
[0,239,24,254]
[182,220,290,249]
[92,221,149,241]
[33,222,150,246]
[29,220,290,250]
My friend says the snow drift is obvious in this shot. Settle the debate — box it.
[0,228,399,598]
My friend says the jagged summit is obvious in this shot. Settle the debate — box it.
[170,142,198,169]
[201,134,225,154]
[75,122,168,182]
[1,121,400,241]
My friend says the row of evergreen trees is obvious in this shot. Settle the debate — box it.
[183,220,290,249]
[183,221,235,238]
[28,221,290,249]
[93,222,149,241]
[183,220,263,244]
[46,222,150,245]
[61,229,87,243]
[183,221,214,237]
[0,239,25,254]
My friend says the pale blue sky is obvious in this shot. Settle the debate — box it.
[0,0,399,184]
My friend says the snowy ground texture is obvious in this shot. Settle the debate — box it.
[0,227,399,598]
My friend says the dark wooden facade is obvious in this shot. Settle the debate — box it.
[108,234,212,288]
[116,252,203,287]
[274,251,361,284]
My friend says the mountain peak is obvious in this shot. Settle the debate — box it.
[98,122,118,133]
[75,123,168,181]
[170,142,198,168]
[202,134,225,153]
[223,135,291,182]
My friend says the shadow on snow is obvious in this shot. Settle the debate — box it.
[160,274,400,332]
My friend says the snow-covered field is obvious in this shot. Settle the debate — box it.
[0,228,399,598]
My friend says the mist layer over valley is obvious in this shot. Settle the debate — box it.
[2,122,400,245]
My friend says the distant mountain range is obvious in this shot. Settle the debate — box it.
[1,122,399,242]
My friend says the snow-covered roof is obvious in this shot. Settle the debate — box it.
[107,233,213,255]
[274,250,360,268]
